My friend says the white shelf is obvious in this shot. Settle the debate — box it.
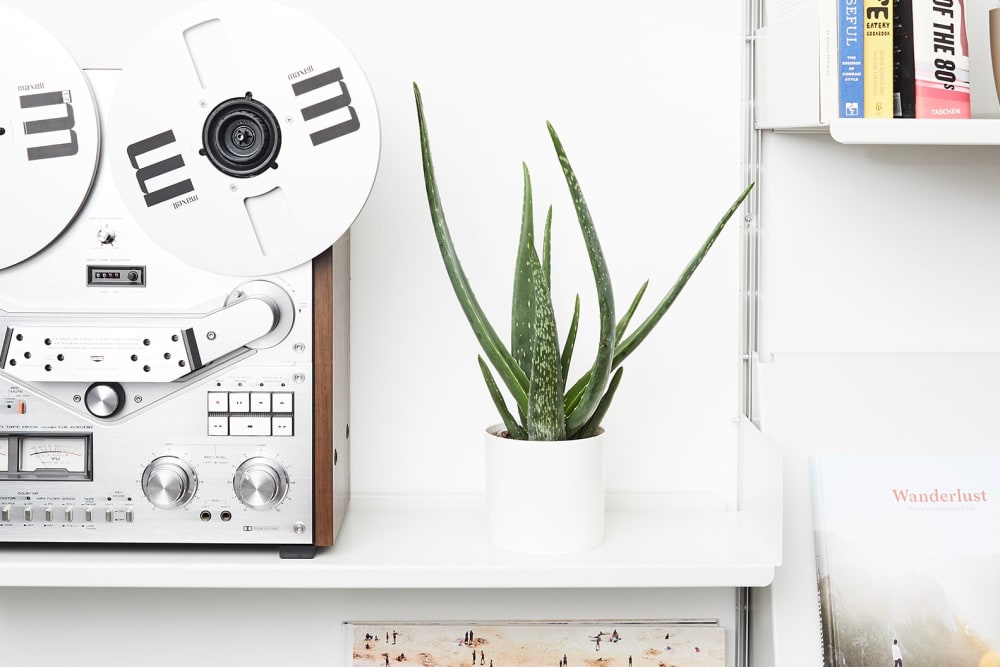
[0,495,777,589]
[0,421,782,590]
[830,118,1000,145]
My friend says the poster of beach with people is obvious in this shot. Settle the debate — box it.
[348,621,723,667]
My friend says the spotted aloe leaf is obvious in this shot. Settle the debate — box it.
[571,366,623,440]
[563,182,755,413]
[561,294,580,385]
[547,122,616,435]
[565,280,649,417]
[525,245,565,440]
[414,83,529,416]
[511,164,535,381]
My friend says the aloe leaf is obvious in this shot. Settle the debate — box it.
[564,182,755,410]
[542,206,553,290]
[415,83,529,414]
[547,122,616,435]
[570,366,623,440]
[560,295,580,385]
[478,356,528,440]
[564,281,647,418]
[614,182,754,365]
[511,163,535,380]
[526,247,565,440]
[616,280,649,343]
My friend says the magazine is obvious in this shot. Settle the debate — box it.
[811,453,1000,666]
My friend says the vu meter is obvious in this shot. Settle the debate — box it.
[1,435,93,480]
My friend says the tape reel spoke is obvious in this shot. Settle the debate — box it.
[109,0,380,276]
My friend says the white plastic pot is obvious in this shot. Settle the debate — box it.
[484,425,605,554]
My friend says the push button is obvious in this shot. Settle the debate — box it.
[208,416,229,436]
[207,392,229,412]
[228,392,250,412]
[230,416,272,436]
[250,393,271,412]
[271,392,293,413]
[272,416,293,436]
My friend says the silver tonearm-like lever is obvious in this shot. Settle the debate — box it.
[0,284,291,383]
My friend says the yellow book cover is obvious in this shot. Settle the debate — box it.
[863,0,893,117]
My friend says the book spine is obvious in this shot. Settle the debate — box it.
[893,0,916,117]
[820,0,838,123]
[839,0,864,117]
[863,0,894,117]
[913,0,971,117]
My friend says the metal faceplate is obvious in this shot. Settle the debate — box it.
[0,70,317,546]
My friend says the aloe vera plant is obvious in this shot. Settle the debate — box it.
[414,83,754,441]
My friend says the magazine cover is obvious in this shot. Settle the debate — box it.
[347,621,724,667]
[811,453,1000,666]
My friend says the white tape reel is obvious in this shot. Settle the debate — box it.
[0,6,100,270]
[109,0,380,276]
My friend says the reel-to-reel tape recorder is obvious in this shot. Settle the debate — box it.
[0,0,379,557]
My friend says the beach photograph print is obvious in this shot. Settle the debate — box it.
[349,621,723,667]
[811,452,1000,667]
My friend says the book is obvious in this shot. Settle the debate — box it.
[839,0,865,117]
[863,0,894,117]
[820,0,838,123]
[811,452,1000,667]
[347,621,725,667]
[893,0,915,117]
[912,0,971,117]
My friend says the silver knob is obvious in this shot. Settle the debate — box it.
[142,456,197,509]
[85,382,125,418]
[233,457,288,510]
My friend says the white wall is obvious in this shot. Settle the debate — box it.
[0,1,748,664]
[756,133,1000,666]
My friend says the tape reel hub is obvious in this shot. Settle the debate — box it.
[202,93,281,178]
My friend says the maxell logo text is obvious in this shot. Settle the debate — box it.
[17,82,44,92]
[172,194,199,209]
[287,64,315,81]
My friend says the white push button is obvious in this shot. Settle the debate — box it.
[1,506,9,522]
[85,507,93,523]
[24,506,32,522]
[271,392,293,413]
[251,392,271,412]
[207,392,229,412]
[230,416,272,436]
[44,506,52,522]
[208,416,229,436]
[65,507,74,522]
[272,416,293,436]
[228,392,250,412]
